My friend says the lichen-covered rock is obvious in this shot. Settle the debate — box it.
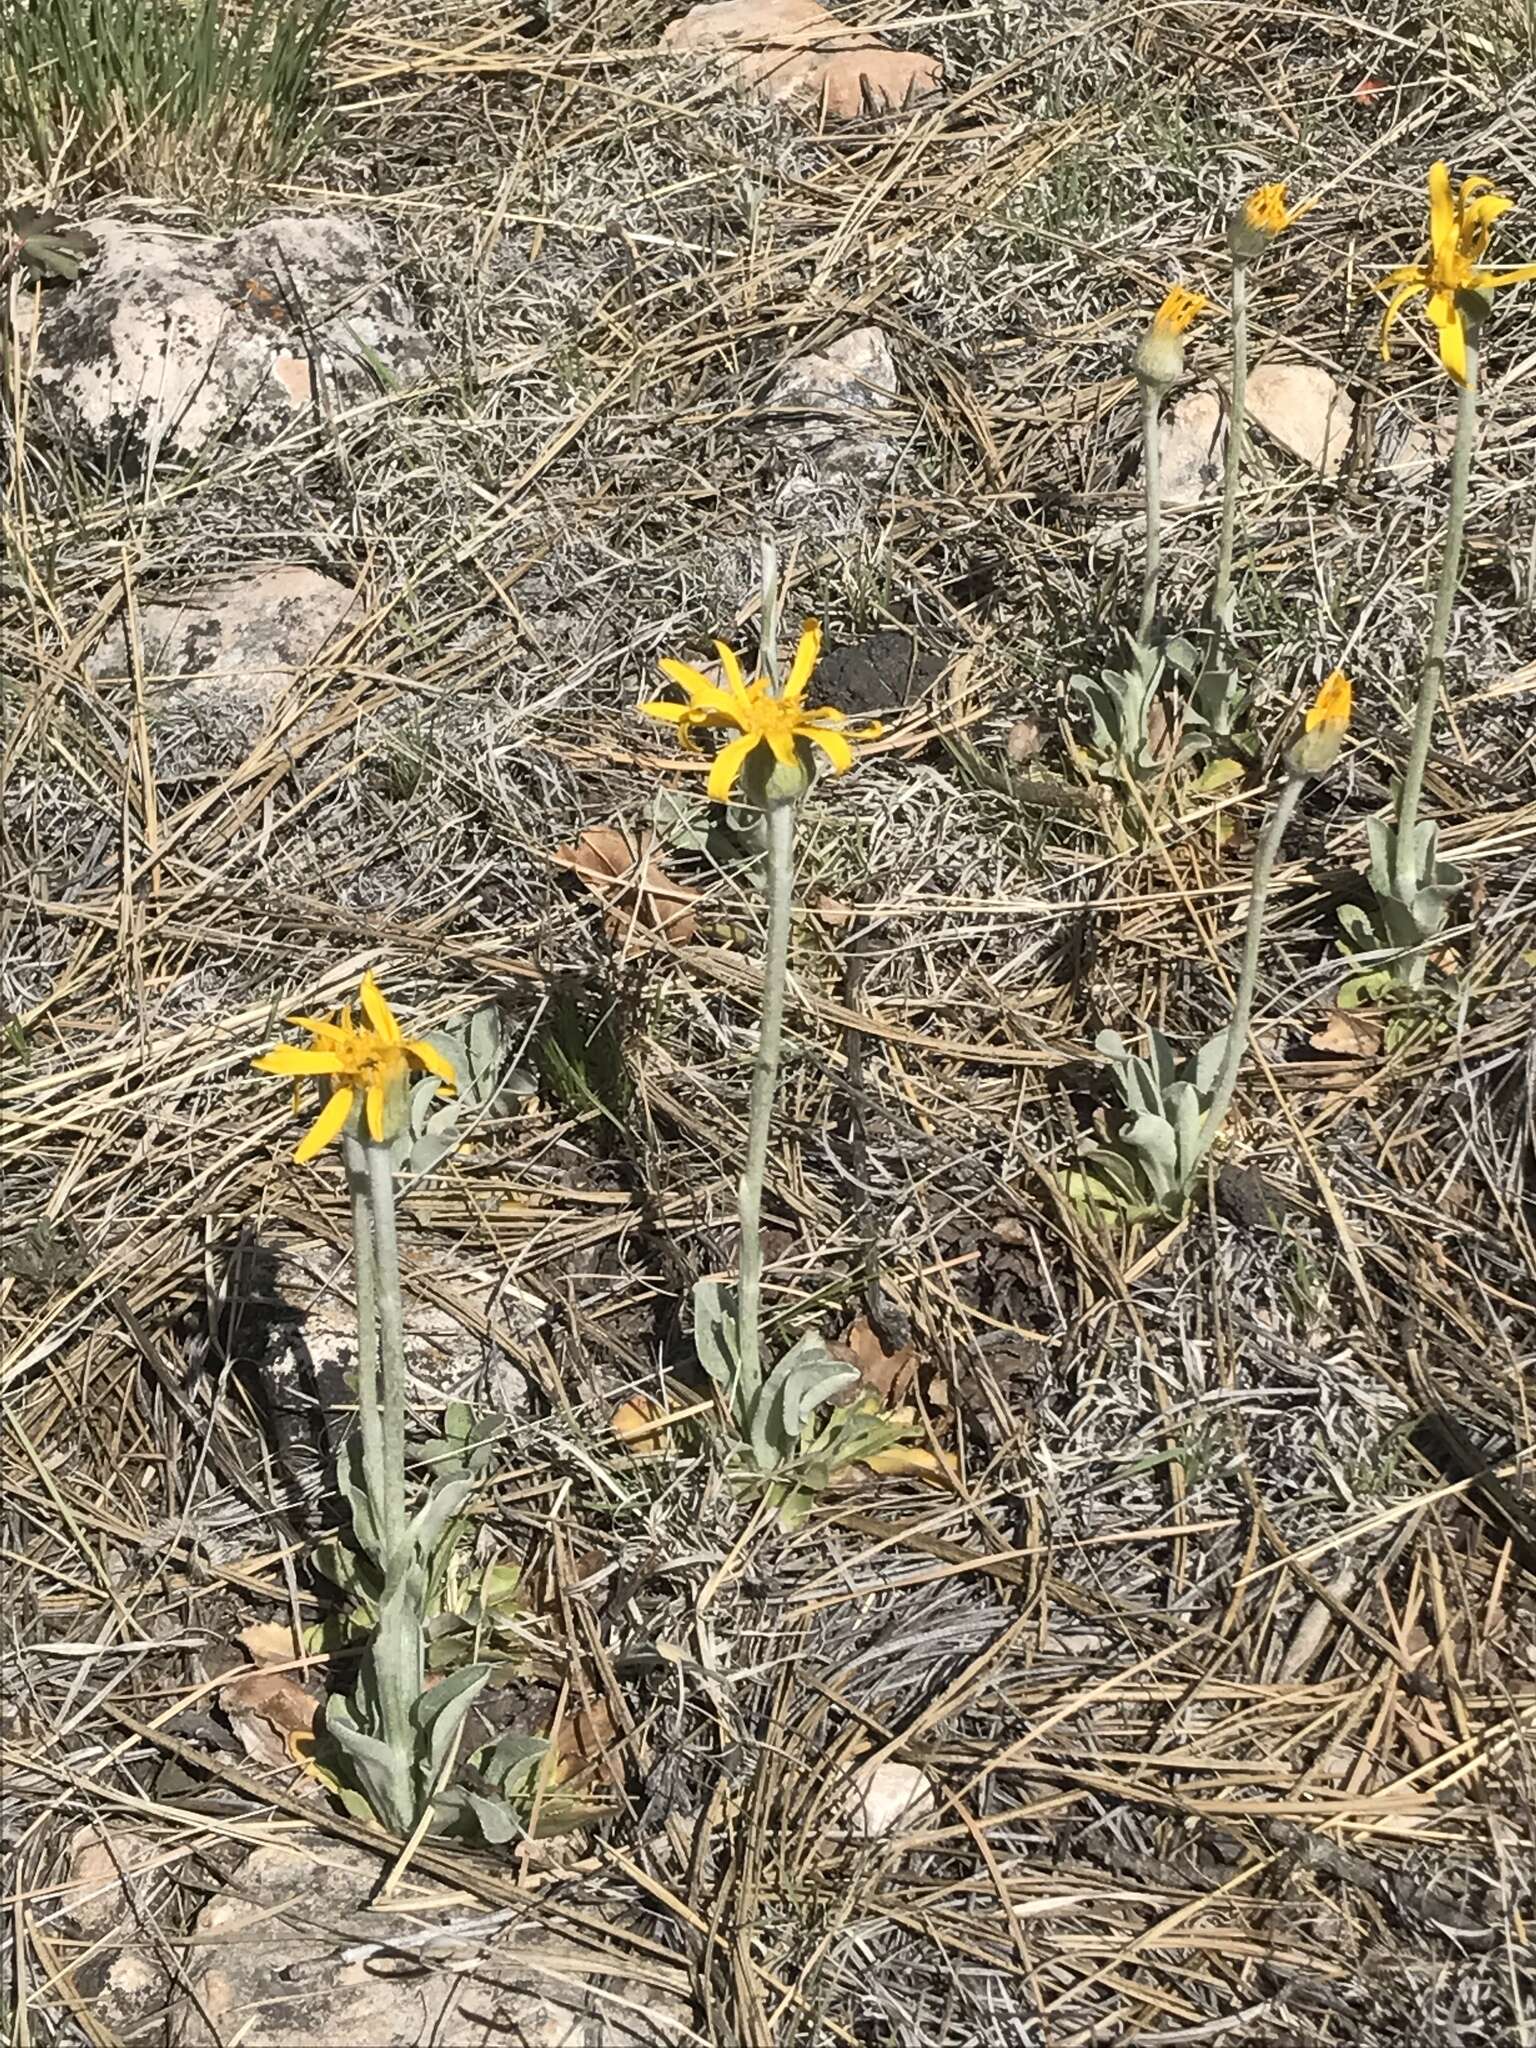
[87,566,358,774]
[768,325,900,521]
[173,1838,691,2046]
[53,1825,187,2043]
[30,215,427,470]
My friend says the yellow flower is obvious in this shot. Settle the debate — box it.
[1306,669,1353,734]
[1287,669,1352,778]
[1151,284,1211,337]
[639,618,881,805]
[1229,180,1309,260]
[1244,182,1296,235]
[253,971,456,1163]
[1134,285,1211,388]
[1377,161,1536,384]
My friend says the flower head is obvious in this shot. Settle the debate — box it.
[639,619,881,806]
[1287,669,1353,778]
[1134,285,1211,389]
[253,971,455,1163]
[1229,181,1306,260]
[1377,162,1536,383]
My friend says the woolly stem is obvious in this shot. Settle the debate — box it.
[1194,774,1304,1170]
[1212,257,1249,636]
[1393,340,1477,912]
[1137,382,1163,645]
[735,798,796,1404]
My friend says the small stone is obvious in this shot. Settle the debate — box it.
[1158,387,1225,507]
[768,325,901,520]
[662,0,942,122]
[841,1758,938,1838]
[1246,361,1354,478]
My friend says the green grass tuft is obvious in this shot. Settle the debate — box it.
[3,0,345,209]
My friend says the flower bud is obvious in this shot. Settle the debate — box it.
[1227,181,1297,263]
[1286,669,1352,778]
[1134,285,1210,390]
[740,734,813,809]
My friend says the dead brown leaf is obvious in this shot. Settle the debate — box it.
[1309,1008,1383,1057]
[829,1312,917,1405]
[234,1621,305,1666]
[553,823,700,943]
[551,1698,625,1790]
[662,0,943,123]
[219,1668,319,1776]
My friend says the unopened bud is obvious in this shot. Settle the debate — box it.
[1286,669,1352,778]
[1134,285,1210,390]
[1227,182,1298,263]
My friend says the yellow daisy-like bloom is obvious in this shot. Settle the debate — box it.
[1287,669,1353,777]
[253,971,456,1163]
[1377,161,1536,384]
[1229,180,1310,260]
[639,618,881,805]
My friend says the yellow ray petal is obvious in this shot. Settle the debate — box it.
[1375,264,1428,288]
[366,1083,386,1141]
[639,698,695,725]
[1476,262,1536,287]
[807,726,854,774]
[1428,161,1455,262]
[783,619,823,706]
[766,726,799,766]
[406,1039,457,1087]
[1436,309,1469,384]
[1377,277,1423,359]
[295,1086,354,1163]
[706,730,760,803]
[713,640,749,704]
[287,1013,351,1040]
[359,971,401,1043]
[253,1044,343,1076]
[656,659,739,717]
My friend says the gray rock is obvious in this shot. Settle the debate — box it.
[767,325,901,520]
[31,214,426,469]
[173,1838,693,2047]
[1157,386,1225,508]
[88,565,358,773]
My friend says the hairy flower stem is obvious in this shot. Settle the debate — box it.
[1137,383,1163,645]
[1212,258,1249,634]
[1193,773,1304,1170]
[344,1138,386,1552]
[736,798,796,1403]
[364,1137,409,1571]
[338,1133,419,1831]
[1393,339,1478,911]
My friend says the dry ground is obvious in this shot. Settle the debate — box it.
[4,1,1536,2043]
